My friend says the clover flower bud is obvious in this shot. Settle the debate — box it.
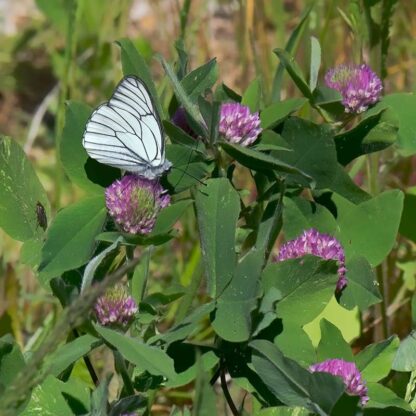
[95,285,138,328]
[219,102,262,147]
[105,175,170,235]
[325,64,382,113]
[310,359,369,405]
[276,228,347,292]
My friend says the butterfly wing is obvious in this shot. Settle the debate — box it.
[82,76,171,178]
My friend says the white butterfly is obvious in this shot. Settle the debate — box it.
[82,76,172,179]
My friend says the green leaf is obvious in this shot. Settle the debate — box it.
[274,324,316,367]
[399,193,416,243]
[262,256,339,326]
[242,78,262,112]
[392,330,416,371]
[364,408,414,415]
[355,336,400,382]
[366,383,412,410]
[0,335,25,389]
[220,141,313,182]
[317,319,353,362]
[21,376,90,416]
[165,344,218,390]
[38,195,107,285]
[271,3,313,101]
[152,199,193,235]
[44,334,101,377]
[277,117,338,189]
[60,101,119,193]
[165,144,211,193]
[132,247,153,303]
[250,339,345,414]
[95,325,176,378]
[309,36,321,91]
[212,249,263,342]
[334,108,398,166]
[181,59,218,102]
[117,38,163,117]
[148,302,215,345]
[163,120,205,154]
[81,238,122,292]
[260,98,307,129]
[339,256,382,311]
[334,190,404,266]
[194,178,240,297]
[282,196,338,240]
[90,375,111,415]
[273,49,312,99]
[35,0,70,33]
[371,93,416,155]
[0,136,50,242]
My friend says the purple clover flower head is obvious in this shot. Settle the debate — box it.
[219,102,262,147]
[310,359,369,405]
[95,285,138,328]
[105,174,170,235]
[276,228,347,292]
[171,106,197,138]
[325,64,383,114]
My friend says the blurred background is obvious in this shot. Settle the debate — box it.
[1,0,416,412]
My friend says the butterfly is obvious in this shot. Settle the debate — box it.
[82,76,172,179]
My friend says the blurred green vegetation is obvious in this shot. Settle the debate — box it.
[1,0,416,413]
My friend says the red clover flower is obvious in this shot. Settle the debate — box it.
[325,64,382,114]
[310,359,369,405]
[276,228,347,292]
[105,174,170,235]
[219,102,262,147]
[95,285,138,328]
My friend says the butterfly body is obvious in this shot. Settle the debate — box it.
[83,76,171,179]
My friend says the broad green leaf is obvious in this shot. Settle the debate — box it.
[0,136,50,242]
[317,319,353,362]
[399,193,416,243]
[117,38,163,117]
[220,141,313,182]
[392,331,416,371]
[260,98,307,129]
[35,0,70,33]
[340,256,381,311]
[250,340,345,414]
[212,249,263,342]
[262,257,339,326]
[95,325,176,378]
[275,324,316,367]
[21,376,90,416]
[370,93,416,155]
[309,37,321,91]
[165,345,218,389]
[181,59,218,102]
[277,118,338,189]
[366,383,412,410]
[194,178,240,297]
[273,49,312,99]
[151,199,193,235]
[60,101,119,193]
[242,78,262,112]
[355,336,400,382]
[131,247,153,303]
[334,190,404,266]
[44,334,101,377]
[163,120,205,154]
[165,144,211,193]
[282,196,337,240]
[38,195,107,285]
[364,408,414,415]
[90,375,111,415]
[335,107,398,166]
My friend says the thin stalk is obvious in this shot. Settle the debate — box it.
[220,363,239,416]
[73,329,99,386]
[113,350,135,396]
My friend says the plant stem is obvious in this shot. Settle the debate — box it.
[73,329,99,386]
[220,361,239,416]
[113,350,135,396]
